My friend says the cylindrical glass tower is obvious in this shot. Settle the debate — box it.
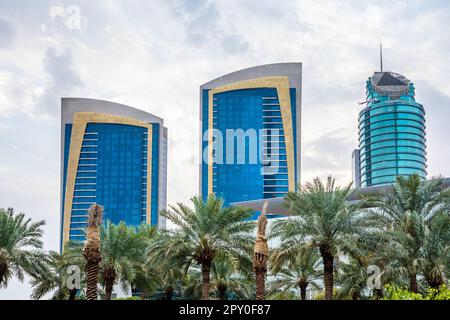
[358,72,427,187]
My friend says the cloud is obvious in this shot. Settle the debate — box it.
[170,0,248,54]
[0,17,14,48]
[302,129,355,184]
[414,80,450,178]
[36,47,83,116]
[48,5,66,19]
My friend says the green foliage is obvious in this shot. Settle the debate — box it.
[382,284,450,300]
[30,243,84,300]
[272,176,364,256]
[151,194,255,299]
[363,174,450,291]
[3,173,450,301]
[268,244,322,300]
[154,194,255,266]
[210,256,254,300]
[272,176,367,300]
[114,296,141,300]
[267,290,298,300]
[313,288,343,300]
[99,221,150,295]
[0,208,48,289]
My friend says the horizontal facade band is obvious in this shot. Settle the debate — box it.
[358,114,425,131]
[263,191,287,194]
[263,185,289,188]
[361,167,427,181]
[360,173,427,186]
[360,159,427,173]
[359,121,426,135]
[359,135,426,149]
[360,148,427,158]
[359,102,425,118]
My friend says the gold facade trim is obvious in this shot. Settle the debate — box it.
[63,112,152,245]
[207,76,295,195]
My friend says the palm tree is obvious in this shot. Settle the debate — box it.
[181,268,203,299]
[422,211,450,289]
[131,224,160,300]
[271,176,365,300]
[336,229,383,300]
[210,256,253,300]
[269,243,322,300]
[336,257,369,300]
[364,174,450,293]
[157,267,184,300]
[30,243,84,300]
[99,221,147,300]
[131,263,158,300]
[152,194,255,300]
[0,208,47,289]
[83,204,103,300]
[373,223,424,293]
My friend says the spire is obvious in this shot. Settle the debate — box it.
[380,43,383,72]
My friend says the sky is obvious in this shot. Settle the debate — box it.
[0,0,449,299]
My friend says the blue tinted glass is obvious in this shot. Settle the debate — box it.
[67,123,158,242]
[205,88,296,205]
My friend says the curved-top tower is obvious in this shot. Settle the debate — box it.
[357,71,427,187]
[60,98,167,250]
[199,63,302,206]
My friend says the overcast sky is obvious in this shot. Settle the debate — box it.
[1,0,449,299]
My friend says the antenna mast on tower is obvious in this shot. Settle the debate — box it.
[380,43,383,72]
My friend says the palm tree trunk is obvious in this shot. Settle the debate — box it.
[69,289,77,300]
[426,274,444,289]
[104,268,117,300]
[83,204,103,301]
[165,286,174,300]
[0,263,8,287]
[320,246,334,300]
[218,286,227,300]
[409,273,419,293]
[85,257,100,300]
[201,262,211,300]
[255,266,266,300]
[373,288,383,299]
[299,284,307,301]
[105,280,114,300]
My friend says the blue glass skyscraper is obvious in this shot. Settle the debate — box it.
[60,98,167,250]
[199,63,302,206]
[355,71,427,187]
